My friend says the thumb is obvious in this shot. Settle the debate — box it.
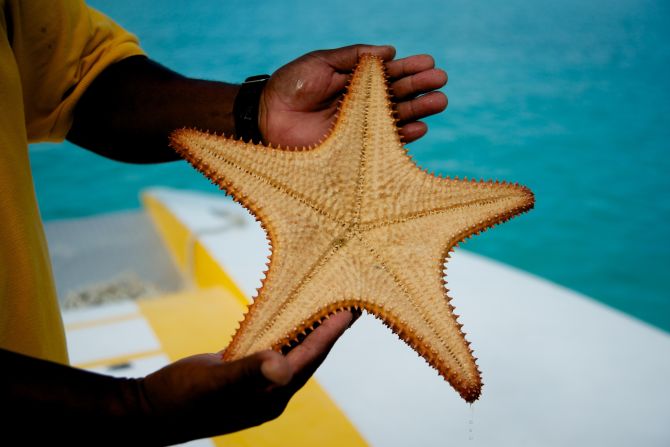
[315,44,396,71]
[218,350,293,392]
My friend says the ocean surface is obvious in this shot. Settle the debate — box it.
[29,0,670,332]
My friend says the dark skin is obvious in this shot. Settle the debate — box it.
[3,313,353,444]
[141,314,354,443]
[5,44,448,443]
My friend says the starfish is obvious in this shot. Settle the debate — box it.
[170,55,534,403]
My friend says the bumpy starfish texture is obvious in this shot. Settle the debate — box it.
[170,55,534,402]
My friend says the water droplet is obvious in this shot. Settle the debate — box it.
[468,403,475,441]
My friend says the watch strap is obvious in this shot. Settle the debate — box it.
[233,74,270,144]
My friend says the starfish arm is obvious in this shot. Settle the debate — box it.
[171,130,355,351]
[170,129,362,222]
[352,55,442,225]
[224,235,372,360]
[353,232,483,403]
[348,57,535,226]
[357,185,532,402]
[361,178,534,231]
[222,208,347,360]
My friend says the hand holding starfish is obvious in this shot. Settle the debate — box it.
[260,44,448,146]
[138,312,354,442]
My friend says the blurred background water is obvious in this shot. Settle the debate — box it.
[30,0,670,331]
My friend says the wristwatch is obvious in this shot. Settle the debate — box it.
[233,74,270,144]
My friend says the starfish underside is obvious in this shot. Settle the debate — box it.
[170,55,534,403]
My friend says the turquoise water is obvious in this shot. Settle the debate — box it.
[29,0,670,331]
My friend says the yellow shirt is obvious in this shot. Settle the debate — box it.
[0,0,143,363]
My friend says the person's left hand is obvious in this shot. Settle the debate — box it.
[259,44,448,147]
[138,311,355,444]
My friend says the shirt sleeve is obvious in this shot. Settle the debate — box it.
[9,0,145,142]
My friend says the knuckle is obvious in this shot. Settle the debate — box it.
[409,75,417,95]
[409,100,418,120]
[401,59,410,77]
[307,49,325,59]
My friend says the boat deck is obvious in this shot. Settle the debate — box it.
[48,188,670,446]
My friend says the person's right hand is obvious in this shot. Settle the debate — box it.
[138,310,354,444]
[259,44,448,148]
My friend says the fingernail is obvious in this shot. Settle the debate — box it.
[261,357,292,386]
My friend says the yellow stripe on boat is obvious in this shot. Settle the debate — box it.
[143,193,248,307]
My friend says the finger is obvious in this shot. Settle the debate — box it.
[285,311,353,375]
[260,353,293,386]
[396,91,448,124]
[312,44,396,73]
[390,68,448,100]
[349,309,362,328]
[386,54,438,80]
[399,121,428,143]
[217,350,292,391]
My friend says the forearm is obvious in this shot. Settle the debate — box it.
[67,56,240,164]
[1,348,155,444]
